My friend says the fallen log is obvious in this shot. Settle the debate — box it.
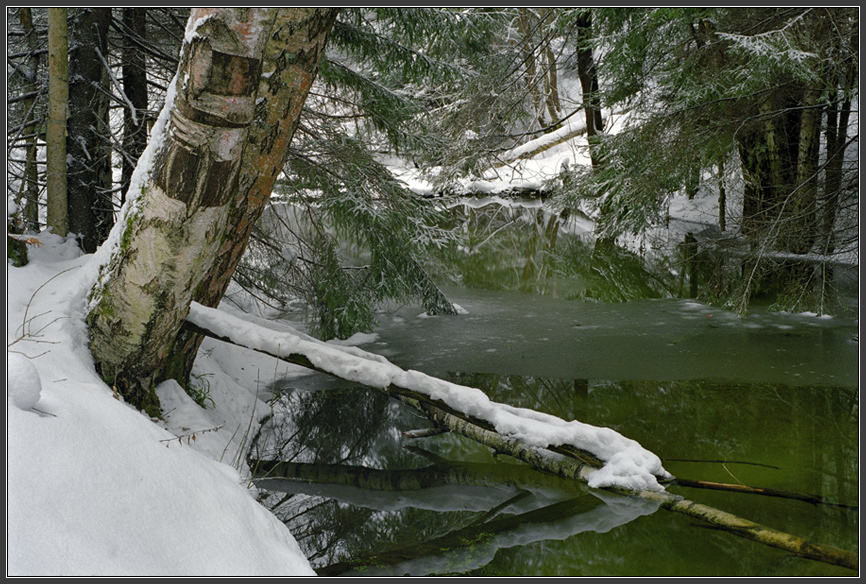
[672,477,858,510]
[182,304,858,572]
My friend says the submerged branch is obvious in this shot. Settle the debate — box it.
[672,478,857,510]
[251,457,581,495]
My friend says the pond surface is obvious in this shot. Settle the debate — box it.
[252,198,859,577]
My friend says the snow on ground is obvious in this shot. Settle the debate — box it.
[6,233,316,576]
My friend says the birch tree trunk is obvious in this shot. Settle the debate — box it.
[159,8,338,387]
[46,8,68,237]
[87,8,336,414]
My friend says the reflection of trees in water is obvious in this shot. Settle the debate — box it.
[547,235,676,301]
[251,386,395,465]
[252,378,857,575]
[431,199,678,300]
[432,199,857,315]
[433,201,564,293]
[251,384,656,575]
[449,372,859,550]
[448,371,589,423]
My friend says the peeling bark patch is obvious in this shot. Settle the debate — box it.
[202,158,240,207]
[176,99,249,129]
[203,50,260,97]
[154,143,199,207]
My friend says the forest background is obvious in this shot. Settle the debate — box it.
[5,7,859,576]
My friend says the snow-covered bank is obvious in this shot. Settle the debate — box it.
[6,233,315,576]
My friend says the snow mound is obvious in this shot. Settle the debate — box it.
[7,351,42,410]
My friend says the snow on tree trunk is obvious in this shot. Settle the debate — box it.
[87,8,334,414]
[161,8,338,386]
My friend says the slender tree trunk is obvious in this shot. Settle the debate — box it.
[120,7,150,207]
[87,8,337,414]
[18,8,41,232]
[66,8,113,253]
[159,8,339,387]
[46,8,69,237]
[821,27,857,255]
[517,9,543,129]
[539,7,561,125]
[575,11,602,168]
[718,156,726,232]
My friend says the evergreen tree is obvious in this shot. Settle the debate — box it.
[562,7,859,312]
[228,8,489,339]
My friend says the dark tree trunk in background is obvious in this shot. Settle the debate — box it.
[66,7,113,252]
[736,86,815,252]
[120,7,150,206]
[575,11,603,168]
[18,8,41,232]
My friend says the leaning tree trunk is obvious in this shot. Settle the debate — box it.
[87,8,336,415]
[158,8,338,387]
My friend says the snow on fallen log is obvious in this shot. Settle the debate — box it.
[499,115,588,162]
[186,302,672,493]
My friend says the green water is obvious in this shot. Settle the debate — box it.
[253,198,859,576]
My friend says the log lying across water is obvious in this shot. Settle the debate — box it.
[182,311,858,573]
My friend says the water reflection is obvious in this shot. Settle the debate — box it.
[249,197,857,575]
[251,375,858,577]
[430,197,676,301]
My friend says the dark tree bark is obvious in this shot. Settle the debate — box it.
[575,11,603,168]
[120,7,150,206]
[737,87,811,250]
[18,8,41,232]
[66,7,113,253]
